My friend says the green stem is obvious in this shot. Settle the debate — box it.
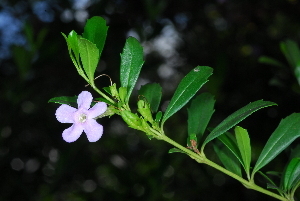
[158,134,288,201]
[91,84,115,104]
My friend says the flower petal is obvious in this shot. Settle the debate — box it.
[83,119,103,142]
[62,124,84,142]
[88,102,107,118]
[77,91,93,110]
[55,104,77,123]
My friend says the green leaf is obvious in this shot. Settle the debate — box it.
[103,86,112,95]
[253,113,300,175]
[120,37,144,102]
[257,171,285,196]
[66,31,80,64]
[48,96,78,108]
[257,171,278,189]
[290,144,300,160]
[78,37,99,84]
[281,158,300,192]
[187,93,215,145]
[213,142,242,177]
[162,66,213,124]
[137,100,154,123]
[62,31,87,80]
[280,40,300,85]
[235,126,251,178]
[168,148,185,154]
[82,16,108,59]
[280,40,300,70]
[120,110,143,130]
[119,87,127,103]
[155,111,162,122]
[138,83,162,113]
[266,183,285,195]
[12,45,32,79]
[187,133,197,146]
[202,100,276,150]
[95,97,117,106]
[258,56,286,68]
[218,133,243,166]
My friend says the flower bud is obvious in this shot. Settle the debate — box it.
[137,100,154,123]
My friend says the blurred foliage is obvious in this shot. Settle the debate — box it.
[1,0,300,200]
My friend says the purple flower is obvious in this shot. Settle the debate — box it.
[55,91,107,142]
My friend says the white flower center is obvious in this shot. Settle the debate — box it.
[78,113,87,123]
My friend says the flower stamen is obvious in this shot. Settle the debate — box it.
[79,113,87,123]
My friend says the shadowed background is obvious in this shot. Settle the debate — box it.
[1,0,300,200]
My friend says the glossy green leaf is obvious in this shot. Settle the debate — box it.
[253,113,300,175]
[202,100,276,149]
[213,142,242,177]
[78,37,99,84]
[218,133,243,165]
[281,158,300,192]
[162,66,213,124]
[48,96,77,108]
[66,31,80,64]
[120,37,144,102]
[82,16,108,59]
[62,31,87,80]
[187,93,215,146]
[235,126,251,178]
[138,83,162,113]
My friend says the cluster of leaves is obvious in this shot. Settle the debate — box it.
[49,16,300,200]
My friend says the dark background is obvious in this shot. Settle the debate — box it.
[1,0,300,200]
